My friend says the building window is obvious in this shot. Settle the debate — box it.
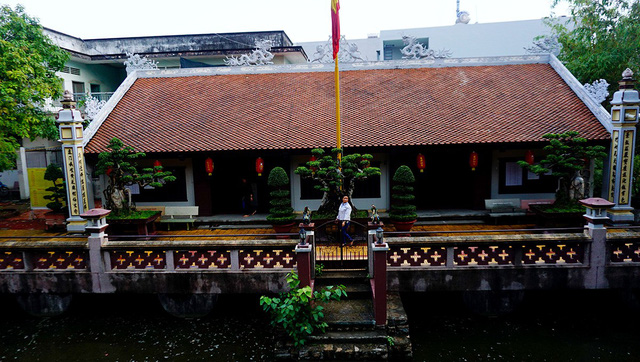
[72,82,85,102]
[90,84,101,93]
[132,166,188,202]
[61,66,81,76]
[498,158,554,194]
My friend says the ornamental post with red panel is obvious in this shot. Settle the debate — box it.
[371,226,389,326]
[57,90,90,232]
[295,224,314,288]
[607,69,639,224]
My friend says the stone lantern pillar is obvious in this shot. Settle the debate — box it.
[607,69,640,223]
[57,90,90,232]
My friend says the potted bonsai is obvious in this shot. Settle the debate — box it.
[389,165,418,232]
[43,163,67,229]
[95,137,176,234]
[267,167,295,236]
[294,148,380,219]
[518,131,607,226]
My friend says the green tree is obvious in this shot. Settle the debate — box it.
[266,167,295,225]
[43,163,66,213]
[389,165,417,222]
[95,137,176,215]
[295,148,381,216]
[549,0,640,89]
[0,5,69,170]
[518,131,607,206]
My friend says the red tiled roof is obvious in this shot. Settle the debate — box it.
[85,63,609,154]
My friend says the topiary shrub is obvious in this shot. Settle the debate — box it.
[389,165,417,222]
[267,167,295,225]
[43,163,66,213]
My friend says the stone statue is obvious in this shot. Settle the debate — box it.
[302,206,311,225]
[370,204,380,224]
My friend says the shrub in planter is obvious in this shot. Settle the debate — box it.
[389,165,417,230]
[266,167,295,226]
[43,164,67,214]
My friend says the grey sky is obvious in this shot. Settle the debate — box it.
[2,0,569,42]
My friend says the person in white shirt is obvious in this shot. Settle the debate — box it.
[336,195,353,246]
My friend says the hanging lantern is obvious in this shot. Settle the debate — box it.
[205,157,214,176]
[469,151,479,171]
[153,160,162,173]
[256,157,264,176]
[525,150,535,166]
[416,153,426,173]
[106,166,113,176]
[310,155,317,173]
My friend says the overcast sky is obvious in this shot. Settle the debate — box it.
[2,0,570,43]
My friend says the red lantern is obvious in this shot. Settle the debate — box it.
[469,151,479,171]
[205,157,214,176]
[256,157,264,176]
[525,150,534,166]
[310,155,317,172]
[153,160,162,173]
[416,153,426,173]
[106,166,113,176]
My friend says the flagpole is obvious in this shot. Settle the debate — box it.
[335,56,342,163]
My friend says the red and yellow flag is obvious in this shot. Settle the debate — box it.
[331,0,340,59]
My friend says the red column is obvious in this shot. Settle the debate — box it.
[372,242,389,326]
[295,244,313,288]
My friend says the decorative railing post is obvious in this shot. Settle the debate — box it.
[80,208,112,293]
[370,222,388,326]
[295,222,314,288]
[606,69,639,224]
[580,198,614,289]
[58,90,91,232]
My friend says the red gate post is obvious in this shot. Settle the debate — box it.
[370,223,389,326]
[295,223,315,289]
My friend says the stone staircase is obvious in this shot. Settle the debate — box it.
[280,270,412,360]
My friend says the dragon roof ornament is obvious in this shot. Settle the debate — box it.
[124,52,158,75]
[309,35,366,63]
[224,39,275,66]
[400,36,452,60]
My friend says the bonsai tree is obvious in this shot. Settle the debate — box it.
[95,137,176,216]
[295,148,381,216]
[389,165,417,222]
[518,131,607,208]
[43,163,66,213]
[266,167,295,225]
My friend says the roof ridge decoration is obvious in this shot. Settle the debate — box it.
[124,52,158,75]
[401,35,452,60]
[309,35,366,63]
[583,79,610,104]
[224,39,275,66]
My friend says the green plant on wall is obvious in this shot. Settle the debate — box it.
[43,163,66,213]
[389,165,417,221]
[260,272,346,347]
[518,131,607,208]
[295,148,381,216]
[266,167,295,225]
[95,137,175,216]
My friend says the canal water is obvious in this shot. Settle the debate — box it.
[1,290,639,361]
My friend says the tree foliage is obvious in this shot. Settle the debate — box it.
[389,165,417,221]
[518,131,607,206]
[95,137,176,215]
[266,167,295,225]
[43,163,66,213]
[550,0,640,89]
[295,148,381,215]
[0,5,69,170]
[259,272,346,347]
